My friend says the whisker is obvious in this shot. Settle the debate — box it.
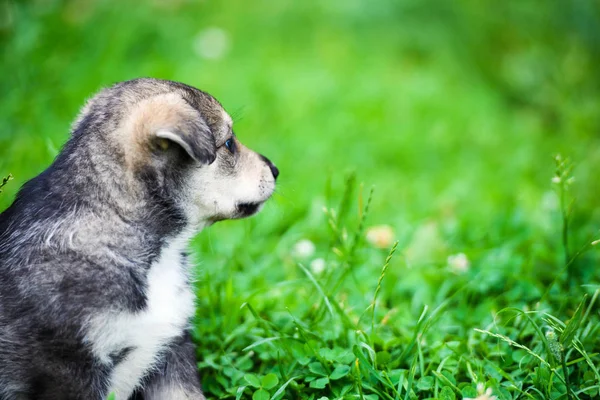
[230,107,246,124]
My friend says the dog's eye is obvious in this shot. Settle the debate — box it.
[224,138,235,153]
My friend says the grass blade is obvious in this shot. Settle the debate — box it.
[298,262,334,318]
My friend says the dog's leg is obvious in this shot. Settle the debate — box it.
[141,332,205,400]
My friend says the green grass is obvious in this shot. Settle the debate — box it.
[1,0,600,399]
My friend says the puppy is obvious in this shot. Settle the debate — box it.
[0,78,279,399]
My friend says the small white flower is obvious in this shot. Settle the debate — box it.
[292,239,316,258]
[447,253,470,274]
[193,27,230,60]
[464,383,498,400]
[366,225,394,249]
[551,176,561,184]
[310,258,326,275]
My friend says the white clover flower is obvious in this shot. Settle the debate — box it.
[292,239,316,258]
[193,27,230,60]
[365,225,394,249]
[447,253,470,274]
[464,383,498,400]
[310,258,326,275]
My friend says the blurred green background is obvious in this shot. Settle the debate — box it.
[1,1,600,398]
[2,0,599,225]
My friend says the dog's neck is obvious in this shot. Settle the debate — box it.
[2,144,206,268]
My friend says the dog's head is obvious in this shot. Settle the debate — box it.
[71,78,278,227]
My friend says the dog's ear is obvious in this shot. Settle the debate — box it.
[153,119,216,165]
[131,93,217,165]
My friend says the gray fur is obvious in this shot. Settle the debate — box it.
[0,78,278,399]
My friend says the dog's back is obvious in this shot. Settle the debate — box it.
[0,98,175,398]
[0,166,115,398]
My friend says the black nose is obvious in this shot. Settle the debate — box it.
[270,164,280,179]
[260,154,279,180]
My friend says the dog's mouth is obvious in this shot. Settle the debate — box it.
[236,202,262,217]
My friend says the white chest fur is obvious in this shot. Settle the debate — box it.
[85,238,196,399]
